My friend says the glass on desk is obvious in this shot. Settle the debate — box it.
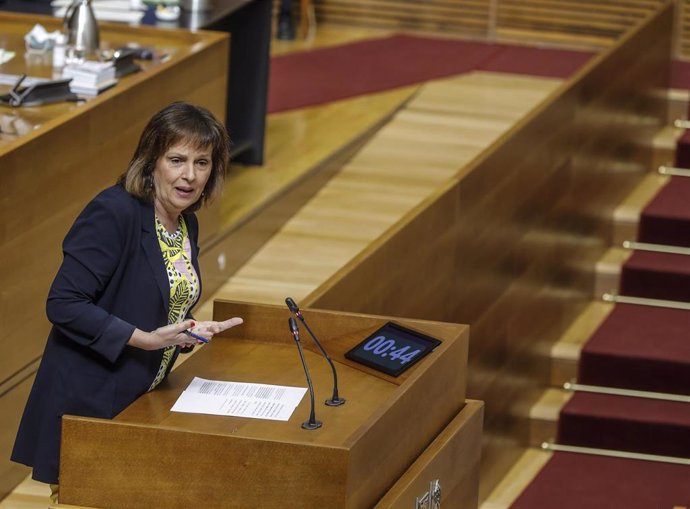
[0,36,8,68]
[65,45,87,66]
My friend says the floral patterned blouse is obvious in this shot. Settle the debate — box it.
[148,214,200,391]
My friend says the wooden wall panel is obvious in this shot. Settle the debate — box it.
[679,0,690,57]
[275,0,490,36]
[495,0,663,48]
[375,400,484,509]
[302,0,690,59]
[305,2,672,495]
[315,0,490,35]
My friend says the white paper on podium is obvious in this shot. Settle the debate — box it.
[171,377,307,421]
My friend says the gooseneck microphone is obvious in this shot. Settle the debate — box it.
[286,297,345,406]
[289,317,322,430]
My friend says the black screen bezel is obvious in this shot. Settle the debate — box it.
[344,321,441,377]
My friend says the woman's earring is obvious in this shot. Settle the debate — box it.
[145,174,154,191]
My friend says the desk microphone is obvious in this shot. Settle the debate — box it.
[289,317,322,430]
[286,297,345,406]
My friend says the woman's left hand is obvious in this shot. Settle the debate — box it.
[190,317,244,343]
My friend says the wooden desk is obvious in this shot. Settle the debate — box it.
[0,13,228,497]
[59,301,481,508]
[1,0,273,164]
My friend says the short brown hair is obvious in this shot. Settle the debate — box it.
[118,102,230,212]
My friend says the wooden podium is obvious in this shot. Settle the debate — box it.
[59,301,482,508]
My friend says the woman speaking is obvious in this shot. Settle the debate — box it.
[11,102,243,501]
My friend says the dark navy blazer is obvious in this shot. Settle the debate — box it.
[11,184,200,484]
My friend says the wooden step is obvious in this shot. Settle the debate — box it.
[546,149,674,385]
[667,88,690,125]
[548,300,614,386]
[480,447,552,509]
[593,246,630,298]
[650,125,684,170]
[610,171,669,246]
[608,123,676,245]
[525,388,572,447]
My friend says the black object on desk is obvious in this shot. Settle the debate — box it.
[345,322,442,377]
[113,50,143,78]
[1,0,272,165]
[116,45,153,61]
[0,75,78,107]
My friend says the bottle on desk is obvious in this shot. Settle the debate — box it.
[52,33,67,68]
[64,0,100,61]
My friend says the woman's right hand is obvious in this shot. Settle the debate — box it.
[128,320,197,350]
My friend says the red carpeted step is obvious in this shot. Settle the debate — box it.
[638,177,690,247]
[557,392,690,458]
[579,303,690,395]
[620,250,690,302]
[511,451,690,509]
[671,59,690,89]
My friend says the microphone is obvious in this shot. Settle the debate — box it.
[288,317,322,430]
[286,297,345,406]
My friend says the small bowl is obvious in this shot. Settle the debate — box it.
[25,37,55,55]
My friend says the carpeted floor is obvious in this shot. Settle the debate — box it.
[638,177,690,246]
[558,391,690,457]
[268,36,690,115]
[620,250,690,302]
[268,34,593,113]
[579,304,690,394]
[511,452,690,509]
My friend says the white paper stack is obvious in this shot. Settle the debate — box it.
[62,61,118,96]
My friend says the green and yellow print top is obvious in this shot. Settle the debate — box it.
[149,215,200,391]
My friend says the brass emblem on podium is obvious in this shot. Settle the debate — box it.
[415,479,441,509]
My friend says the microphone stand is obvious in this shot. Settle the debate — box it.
[289,317,322,430]
[286,297,345,406]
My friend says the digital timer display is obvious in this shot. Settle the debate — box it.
[345,322,441,377]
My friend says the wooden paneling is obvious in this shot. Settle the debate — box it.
[376,400,484,509]
[198,88,415,305]
[678,0,690,57]
[495,0,663,48]
[305,0,690,59]
[305,1,672,493]
[0,13,228,499]
[204,72,561,311]
[275,0,489,36]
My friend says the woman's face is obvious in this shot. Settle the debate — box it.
[152,141,213,218]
